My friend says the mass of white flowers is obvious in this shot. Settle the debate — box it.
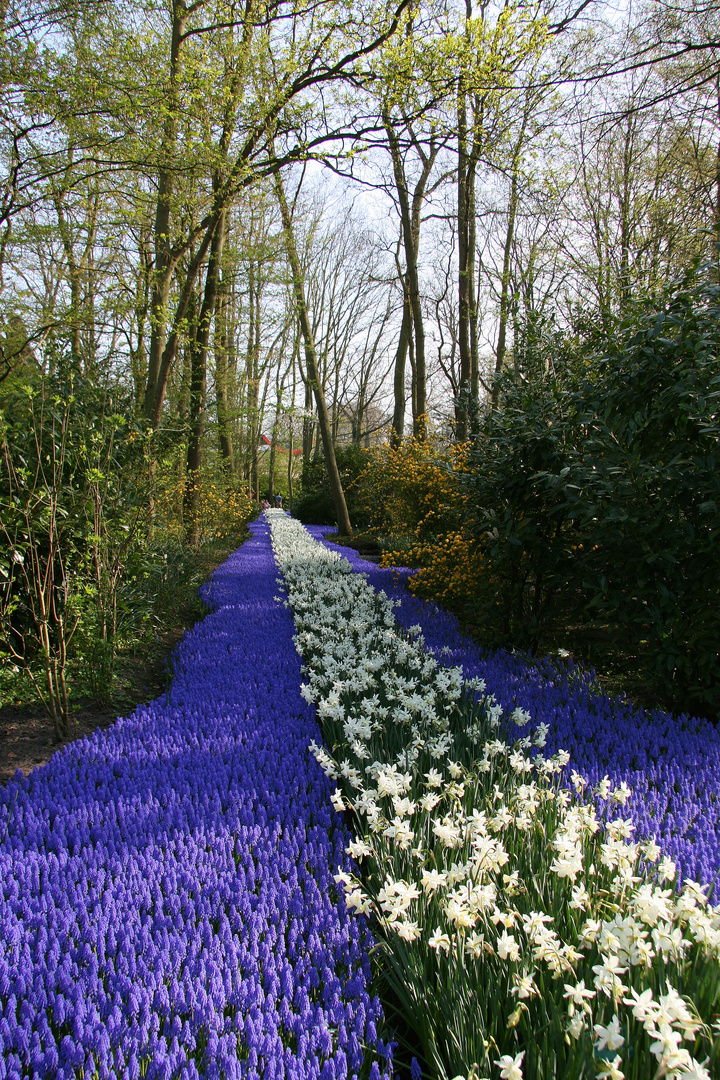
[267,511,720,1080]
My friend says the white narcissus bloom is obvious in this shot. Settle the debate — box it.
[623,986,656,1027]
[606,817,635,840]
[393,920,422,942]
[428,927,451,954]
[511,707,531,726]
[681,1060,712,1080]
[496,930,520,962]
[565,1014,585,1040]
[592,953,627,998]
[569,768,587,794]
[658,856,677,883]
[593,1015,624,1052]
[494,1051,524,1080]
[392,795,417,817]
[633,883,674,927]
[330,789,346,812]
[521,910,554,940]
[503,871,520,893]
[421,868,448,894]
[596,775,612,800]
[345,889,372,915]
[610,781,632,805]
[346,838,372,859]
[509,751,534,775]
[651,921,685,959]
[511,971,537,999]
[550,848,583,882]
[433,820,463,848]
[648,1022,688,1066]
[595,1055,625,1080]
[421,792,442,812]
[445,899,476,930]
[570,883,590,910]
[562,980,595,1016]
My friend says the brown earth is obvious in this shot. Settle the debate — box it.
[0,628,184,787]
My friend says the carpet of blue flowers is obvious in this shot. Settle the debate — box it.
[0,518,388,1080]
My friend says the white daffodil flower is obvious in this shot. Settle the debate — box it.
[428,927,452,954]
[593,1015,624,1052]
[494,1051,524,1080]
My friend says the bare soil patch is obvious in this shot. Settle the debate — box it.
[0,627,185,787]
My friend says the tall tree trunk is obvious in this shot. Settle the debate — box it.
[215,237,234,473]
[715,74,720,279]
[468,141,479,408]
[391,289,411,447]
[492,167,518,406]
[144,0,186,419]
[287,418,294,513]
[302,373,314,464]
[252,278,261,501]
[492,137,523,407]
[288,347,297,514]
[383,111,427,438]
[273,163,352,535]
[618,113,635,312]
[184,211,226,545]
[456,10,483,437]
[244,261,257,495]
[457,80,471,441]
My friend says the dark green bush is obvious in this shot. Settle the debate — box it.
[463,269,720,716]
[293,443,370,527]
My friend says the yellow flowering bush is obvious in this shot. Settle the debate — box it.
[153,466,255,546]
[353,438,486,618]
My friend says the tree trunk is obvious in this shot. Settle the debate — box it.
[143,0,186,419]
[302,373,314,463]
[492,159,521,408]
[288,354,296,514]
[457,80,471,441]
[184,211,226,546]
[273,163,352,535]
[457,14,482,436]
[383,110,427,437]
[391,291,411,447]
[215,245,234,473]
[287,418,294,513]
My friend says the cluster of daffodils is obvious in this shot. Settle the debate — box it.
[268,512,720,1080]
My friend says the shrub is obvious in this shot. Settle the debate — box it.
[352,438,488,624]
[294,443,369,526]
[353,270,720,717]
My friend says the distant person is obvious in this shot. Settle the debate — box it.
[275,493,283,509]
[262,499,270,510]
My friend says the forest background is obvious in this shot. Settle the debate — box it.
[1,0,719,749]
